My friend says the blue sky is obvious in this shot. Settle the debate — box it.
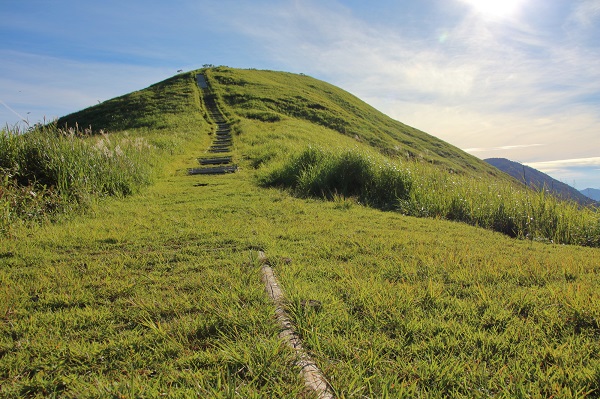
[2,0,599,189]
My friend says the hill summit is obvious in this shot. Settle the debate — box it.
[58,67,504,180]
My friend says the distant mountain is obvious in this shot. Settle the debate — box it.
[485,158,597,206]
[581,188,600,201]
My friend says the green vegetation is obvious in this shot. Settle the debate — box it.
[1,72,211,234]
[274,211,600,398]
[0,125,154,233]
[260,146,600,246]
[57,73,206,133]
[1,66,600,397]
[0,175,306,397]
[259,146,412,210]
[204,67,505,177]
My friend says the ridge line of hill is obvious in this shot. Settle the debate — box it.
[485,157,597,207]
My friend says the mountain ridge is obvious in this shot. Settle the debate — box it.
[581,187,600,201]
[485,157,597,206]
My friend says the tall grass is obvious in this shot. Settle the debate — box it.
[259,146,412,210]
[259,146,600,247]
[0,124,155,232]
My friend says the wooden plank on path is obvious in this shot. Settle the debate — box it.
[258,251,335,399]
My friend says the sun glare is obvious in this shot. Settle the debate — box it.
[461,0,523,19]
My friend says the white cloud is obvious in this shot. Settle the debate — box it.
[464,144,544,153]
[223,2,598,110]
[568,0,600,28]
[218,1,600,162]
[526,157,600,169]
[217,0,600,188]
[524,157,600,188]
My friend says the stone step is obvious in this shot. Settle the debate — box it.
[196,73,237,174]
[188,165,238,175]
[199,156,232,165]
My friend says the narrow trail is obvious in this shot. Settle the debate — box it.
[188,74,238,175]
[193,73,334,397]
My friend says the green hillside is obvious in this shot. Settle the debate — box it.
[59,67,504,178]
[207,67,508,177]
[57,73,206,133]
[1,67,600,397]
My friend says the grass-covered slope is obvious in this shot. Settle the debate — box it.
[203,67,505,177]
[53,66,503,180]
[4,66,599,244]
[173,67,597,246]
[1,73,212,233]
[2,154,600,398]
[57,73,207,133]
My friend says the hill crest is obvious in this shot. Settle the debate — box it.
[58,67,505,182]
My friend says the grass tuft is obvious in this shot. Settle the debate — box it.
[259,146,412,210]
[0,124,156,232]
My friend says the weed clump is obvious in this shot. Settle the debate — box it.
[259,146,412,210]
[0,124,155,232]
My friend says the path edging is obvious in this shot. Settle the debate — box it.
[258,251,334,399]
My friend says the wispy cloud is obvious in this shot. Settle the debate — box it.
[568,0,600,28]
[220,1,600,165]
[524,157,600,188]
[526,157,600,170]
[465,144,544,153]
[0,50,174,126]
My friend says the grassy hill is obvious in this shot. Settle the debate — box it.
[57,73,207,133]
[204,67,505,177]
[1,67,600,397]
[58,67,505,178]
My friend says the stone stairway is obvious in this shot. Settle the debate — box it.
[188,74,238,175]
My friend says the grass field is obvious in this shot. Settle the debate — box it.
[1,67,600,397]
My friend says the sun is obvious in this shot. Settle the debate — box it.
[460,0,523,19]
